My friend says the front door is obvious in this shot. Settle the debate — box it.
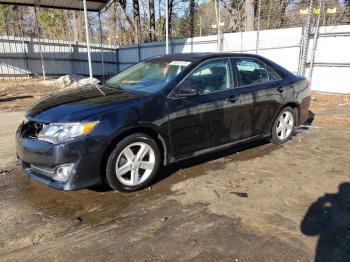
[166,58,241,158]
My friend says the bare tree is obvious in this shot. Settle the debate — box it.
[221,0,245,32]
[189,0,195,39]
[72,11,84,42]
[133,0,141,43]
[149,0,155,41]
[165,0,174,38]
[245,0,254,31]
[1,0,350,44]
[109,1,117,45]
[116,0,137,43]
[158,0,162,38]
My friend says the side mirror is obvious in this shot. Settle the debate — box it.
[176,85,200,98]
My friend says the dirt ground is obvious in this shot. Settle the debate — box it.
[0,79,349,261]
[0,79,57,112]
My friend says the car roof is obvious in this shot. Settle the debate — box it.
[147,52,294,79]
[149,52,263,63]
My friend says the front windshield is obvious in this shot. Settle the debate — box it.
[106,59,191,94]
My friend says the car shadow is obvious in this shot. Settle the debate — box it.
[294,110,315,133]
[305,110,315,126]
[301,183,350,262]
[153,138,271,185]
[154,110,316,186]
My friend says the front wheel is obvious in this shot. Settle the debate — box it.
[271,107,295,144]
[105,133,161,192]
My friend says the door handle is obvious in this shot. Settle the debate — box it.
[227,95,240,103]
[277,85,287,93]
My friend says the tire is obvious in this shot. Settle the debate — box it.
[271,106,295,144]
[105,133,161,192]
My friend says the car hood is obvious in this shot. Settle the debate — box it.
[26,84,145,123]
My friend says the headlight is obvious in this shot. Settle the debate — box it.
[38,121,98,144]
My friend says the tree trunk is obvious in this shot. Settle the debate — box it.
[109,1,117,45]
[278,1,288,28]
[117,0,136,44]
[88,14,94,43]
[158,0,161,38]
[168,0,173,38]
[245,0,255,31]
[149,0,155,41]
[190,0,195,38]
[73,11,84,42]
[133,0,141,43]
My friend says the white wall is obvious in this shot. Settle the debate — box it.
[309,25,350,93]
[117,25,350,94]
[1,26,349,93]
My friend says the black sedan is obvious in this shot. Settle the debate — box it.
[16,53,310,191]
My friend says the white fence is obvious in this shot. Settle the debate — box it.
[0,25,349,93]
[306,25,350,94]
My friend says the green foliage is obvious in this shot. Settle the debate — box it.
[174,2,201,38]
[0,4,12,33]
[38,9,62,37]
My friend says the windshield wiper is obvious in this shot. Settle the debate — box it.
[93,83,106,96]
[101,82,124,91]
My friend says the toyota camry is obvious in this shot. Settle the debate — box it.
[16,53,310,191]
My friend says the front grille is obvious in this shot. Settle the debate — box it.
[21,121,43,139]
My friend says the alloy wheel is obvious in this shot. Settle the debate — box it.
[115,142,155,186]
[276,111,294,140]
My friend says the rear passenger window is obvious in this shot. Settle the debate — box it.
[235,58,281,86]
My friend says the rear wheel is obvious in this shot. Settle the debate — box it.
[271,107,295,144]
[105,133,161,192]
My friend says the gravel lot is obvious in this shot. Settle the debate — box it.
[0,79,349,261]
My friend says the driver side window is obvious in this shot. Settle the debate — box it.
[178,58,233,95]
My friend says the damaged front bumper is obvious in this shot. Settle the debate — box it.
[15,121,104,191]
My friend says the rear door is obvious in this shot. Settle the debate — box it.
[231,57,285,138]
